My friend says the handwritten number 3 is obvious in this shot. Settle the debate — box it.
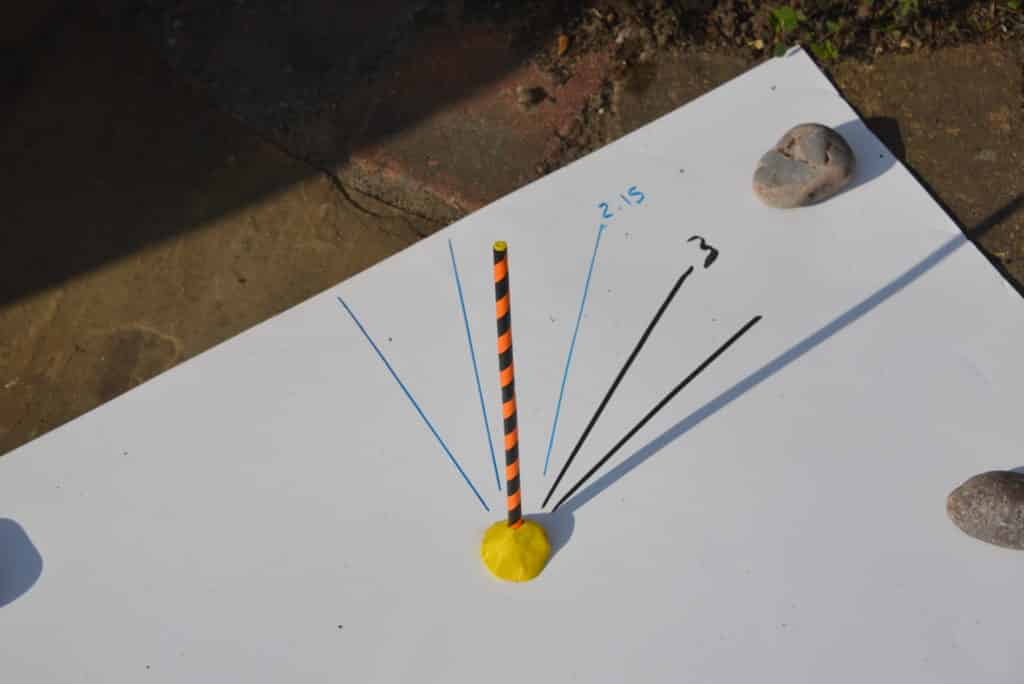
[688,235,719,269]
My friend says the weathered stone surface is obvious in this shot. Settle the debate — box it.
[752,123,856,208]
[947,471,1024,550]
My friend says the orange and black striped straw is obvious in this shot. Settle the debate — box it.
[494,241,523,529]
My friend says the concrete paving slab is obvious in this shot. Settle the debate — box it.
[0,13,432,455]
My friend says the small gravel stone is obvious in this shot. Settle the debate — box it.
[947,470,1024,550]
[753,123,856,208]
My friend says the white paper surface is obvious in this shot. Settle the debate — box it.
[2,49,1023,682]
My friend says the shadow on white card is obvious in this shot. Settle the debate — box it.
[0,518,43,608]
[563,195,1024,514]
[832,119,898,198]
[525,510,575,564]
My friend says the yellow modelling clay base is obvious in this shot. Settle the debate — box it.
[480,519,551,582]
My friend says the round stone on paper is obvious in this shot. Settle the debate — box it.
[947,470,1024,550]
[753,123,856,208]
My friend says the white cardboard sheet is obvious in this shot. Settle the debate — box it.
[2,49,1023,682]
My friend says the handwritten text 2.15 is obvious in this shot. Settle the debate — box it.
[598,186,645,220]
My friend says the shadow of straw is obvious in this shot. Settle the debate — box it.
[561,195,1024,515]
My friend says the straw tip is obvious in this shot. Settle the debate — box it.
[493,240,508,252]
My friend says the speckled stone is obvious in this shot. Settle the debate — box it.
[947,470,1024,550]
[753,123,856,208]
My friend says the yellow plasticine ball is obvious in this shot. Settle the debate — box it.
[480,519,551,582]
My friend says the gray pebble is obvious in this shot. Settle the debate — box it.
[753,123,856,208]
[947,470,1024,550]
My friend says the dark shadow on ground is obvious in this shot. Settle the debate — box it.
[0,518,43,608]
[561,194,1024,514]
[5,3,1019,312]
[0,1,589,307]
[2,4,313,307]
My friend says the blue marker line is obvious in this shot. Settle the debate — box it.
[336,296,490,511]
[448,240,501,491]
[542,223,607,475]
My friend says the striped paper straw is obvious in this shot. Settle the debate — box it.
[493,241,523,528]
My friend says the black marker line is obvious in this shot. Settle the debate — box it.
[542,265,695,508]
[551,315,762,512]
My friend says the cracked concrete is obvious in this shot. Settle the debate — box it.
[133,0,612,221]
[0,12,433,454]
